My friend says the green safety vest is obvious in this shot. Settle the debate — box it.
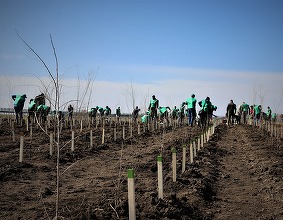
[242,103,249,112]
[37,104,49,111]
[186,97,196,109]
[254,105,261,115]
[28,100,36,110]
[150,99,158,108]
[141,115,149,123]
[104,108,111,114]
[201,100,212,112]
[159,107,167,114]
[13,95,25,106]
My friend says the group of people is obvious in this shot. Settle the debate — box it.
[88,105,114,124]
[85,93,217,127]
[141,94,217,127]
[12,92,278,128]
[11,92,217,127]
[12,93,51,124]
[226,100,276,125]
[12,93,71,125]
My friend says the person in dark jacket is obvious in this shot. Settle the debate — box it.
[226,99,236,125]
[132,106,140,123]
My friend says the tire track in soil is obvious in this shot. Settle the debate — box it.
[212,125,283,220]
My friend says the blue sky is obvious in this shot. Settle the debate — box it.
[1,0,283,115]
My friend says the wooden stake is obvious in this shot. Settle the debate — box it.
[193,140,196,157]
[12,122,15,142]
[114,127,117,141]
[127,169,136,220]
[172,148,177,182]
[50,132,53,156]
[26,117,29,131]
[182,145,186,173]
[90,130,93,148]
[19,136,24,163]
[157,156,163,199]
[80,119,83,132]
[71,130,75,152]
[190,142,193,163]
[30,125,33,140]
[197,137,200,151]
[122,126,125,140]
[102,128,105,144]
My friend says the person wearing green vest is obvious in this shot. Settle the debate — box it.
[185,94,197,126]
[199,97,213,113]
[271,113,276,122]
[209,104,217,122]
[241,102,250,124]
[89,107,98,121]
[104,106,111,124]
[198,97,213,127]
[12,94,27,124]
[158,106,171,124]
[104,106,111,116]
[148,95,159,120]
[141,111,150,124]
[171,106,179,120]
[116,107,121,124]
[28,99,36,123]
[254,105,262,125]
[36,104,50,123]
[97,106,104,117]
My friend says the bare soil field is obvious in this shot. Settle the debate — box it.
[0,116,283,219]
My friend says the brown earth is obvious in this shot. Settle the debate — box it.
[0,117,283,219]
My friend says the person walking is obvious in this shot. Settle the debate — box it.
[226,100,236,125]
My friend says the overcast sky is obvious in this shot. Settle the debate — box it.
[1,0,283,116]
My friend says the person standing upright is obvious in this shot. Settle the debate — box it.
[185,94,197,126]
[226,100,236,125]
[148,95,159,120]
[266,106,272,121]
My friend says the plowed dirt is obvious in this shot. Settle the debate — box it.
[0,117,282,219]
